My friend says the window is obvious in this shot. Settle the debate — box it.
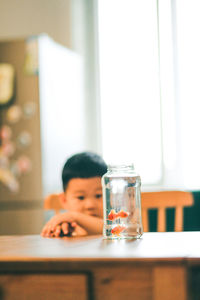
[97,0,200,190]
[72,0,200,190]
[158,0,200,190]
[98,0,162,185]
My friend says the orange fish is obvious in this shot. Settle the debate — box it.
[117,210,129,218]
[108,209,118,221]
[111,224,126,236]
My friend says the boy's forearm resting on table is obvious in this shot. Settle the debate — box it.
[73,212,103,234]
[41,211,103,237]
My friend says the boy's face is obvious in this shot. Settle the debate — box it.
[62,177,103,218]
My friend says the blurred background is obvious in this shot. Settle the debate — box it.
[1,0,200,234]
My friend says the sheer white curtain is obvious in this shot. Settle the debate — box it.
[159,0,200,190]
[98,0,200,190]
[175,0,200,190]
[71,0,200,190]
[98,0,162,186]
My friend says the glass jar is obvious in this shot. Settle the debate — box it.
[102,164,143,239]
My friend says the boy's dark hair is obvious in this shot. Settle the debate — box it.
[62,151,107,191]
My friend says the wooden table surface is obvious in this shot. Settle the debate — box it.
[0,232,200,261]
[0,232,200,300]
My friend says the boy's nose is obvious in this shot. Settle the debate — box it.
[84,198,96,210]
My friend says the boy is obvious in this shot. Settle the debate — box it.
[41,151,107,237]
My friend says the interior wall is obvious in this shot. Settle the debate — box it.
[0,0,71,47]
[0,0,101,235]
[0,0,72,234]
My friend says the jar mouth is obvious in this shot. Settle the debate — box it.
[107,164,134,171]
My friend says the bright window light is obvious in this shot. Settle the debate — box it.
[159,0,200,190]
[175,0,200,189]
[98,0,162,185]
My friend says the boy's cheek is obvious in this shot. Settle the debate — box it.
[65,198,81,210]
[70,202,84,213]
[98,205,104,217]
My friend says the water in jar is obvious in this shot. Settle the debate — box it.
[102,165,143,239]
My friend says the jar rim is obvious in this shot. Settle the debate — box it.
[107,163,134,171]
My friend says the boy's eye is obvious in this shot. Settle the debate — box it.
[77,196,85,200]
[95,194,102,199]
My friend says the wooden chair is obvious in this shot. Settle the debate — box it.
[141,191,193,232]
[44,191,194,232]
[44,193,64,215]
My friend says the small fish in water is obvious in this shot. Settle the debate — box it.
[111,224,126,236]
[117,210,129,219]
[108,209,118,221]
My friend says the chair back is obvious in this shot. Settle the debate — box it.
[44,193,64,215]
[141,191,193,232]
[44,191,193,232]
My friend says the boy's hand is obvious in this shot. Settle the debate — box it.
[41,210,103,237]
[41,212,76,237]
[51,222,87,237]
[49,222,77,237]
[41,221,87,238]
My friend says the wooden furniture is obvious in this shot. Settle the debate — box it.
[141,191,193,232]
[44,191,194,232]
[44,193,64,214]
[0,232,200,300]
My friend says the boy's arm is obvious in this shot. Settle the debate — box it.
[41,211,103,237]
[73,212,103,235]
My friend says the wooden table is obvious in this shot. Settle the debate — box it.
[0,232,200,300]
